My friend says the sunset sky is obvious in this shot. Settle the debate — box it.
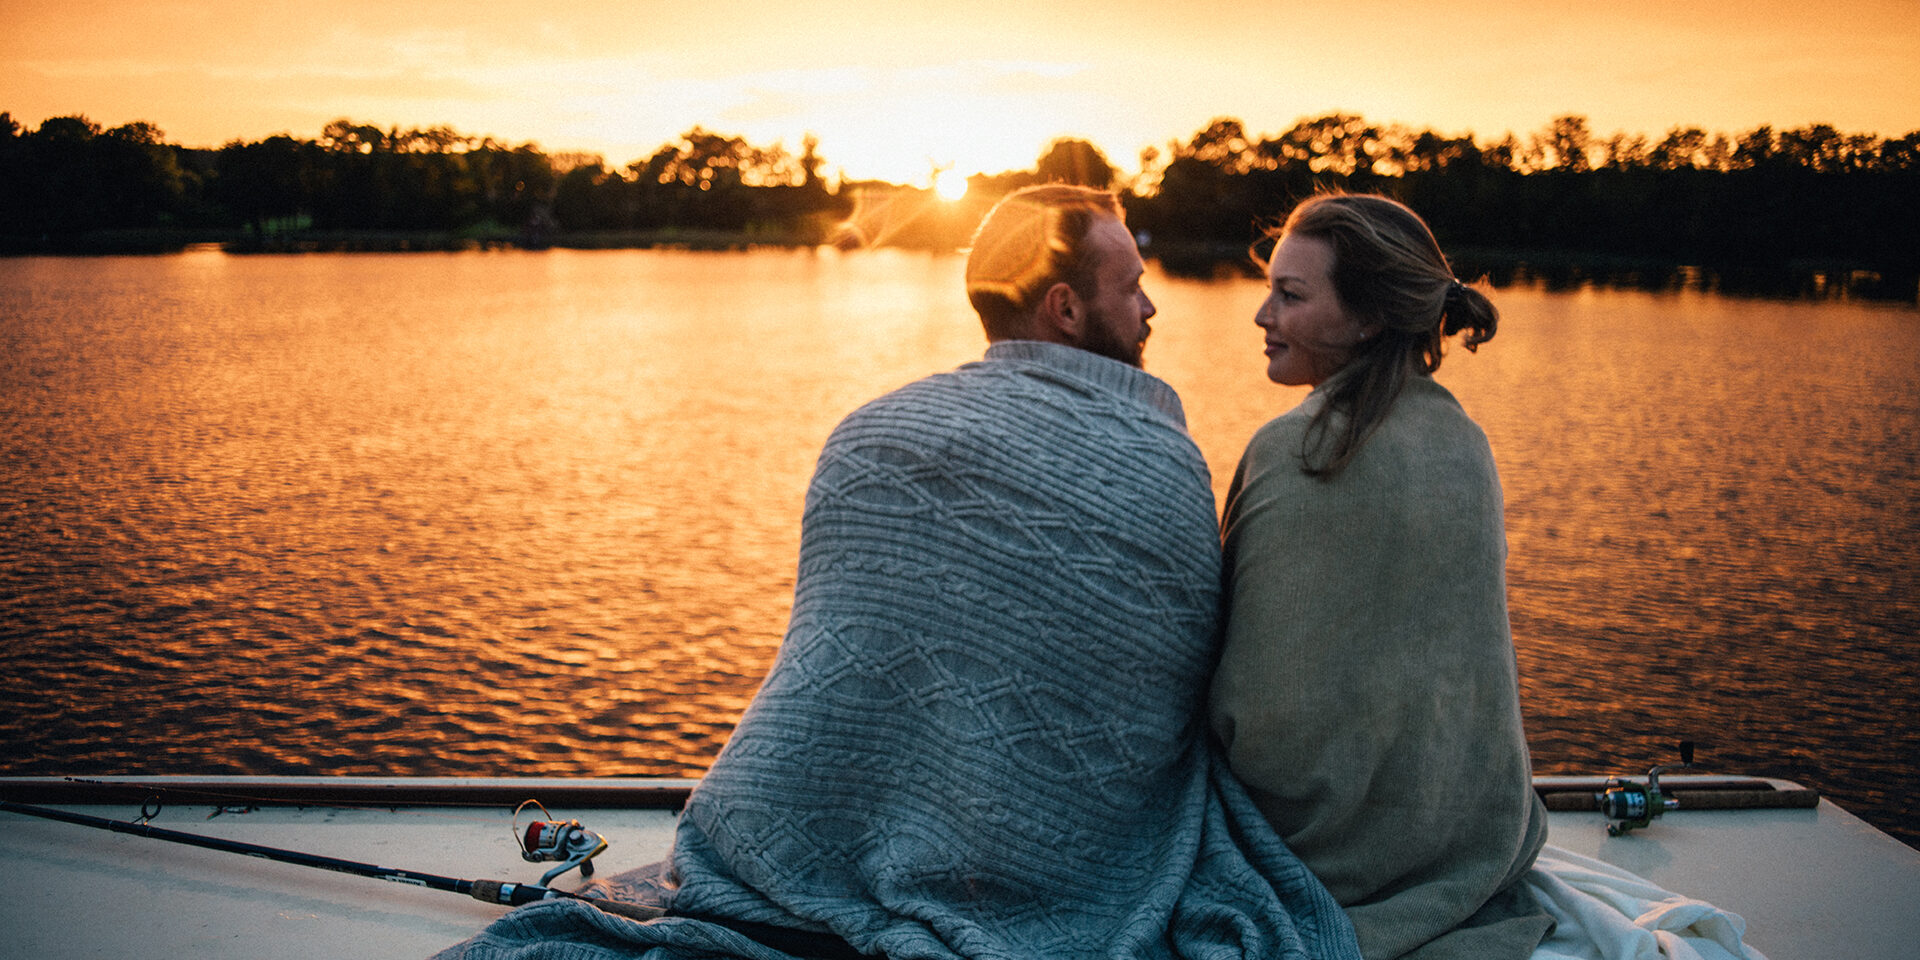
[7,0,1918,186]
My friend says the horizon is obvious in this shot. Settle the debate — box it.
[7,107,1908,192]
[7,0,1918,185]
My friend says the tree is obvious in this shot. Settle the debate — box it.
[1283,113,1385,177]
[105,121,165,145]
[1733,126,1778,169]
[1179,118,1251,172]
[1483,134,1521,171]
[217,135,314,233]
[553,160,619,231]
[1601,132,1651,169]
[1538,115,1594,171]
[318,119,388,154]
[799,133,826,189]
[1648,127,1700,169]
[1400,130,1482,173]
[33,115,101,143]
[649,127,753,189]
[7,115,187,233]
[1034,138,1115,188]
[98,121,187,225]
[1879,132,1920,172]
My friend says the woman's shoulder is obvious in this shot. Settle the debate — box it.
[1358,378,1497,491]
[1242,388,1329,450]
[1239,375,1473,448]
[1236,377,1491,483]
[1381,376,1487,445]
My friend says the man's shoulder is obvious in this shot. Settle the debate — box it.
[826,356,1200,476]
[820,367,1004,460]
[838,365,992,422]
[843,356,1121,424]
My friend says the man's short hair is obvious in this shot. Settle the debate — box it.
[965,185,1125,340]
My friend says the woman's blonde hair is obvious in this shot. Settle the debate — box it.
[1273,192,1498,478]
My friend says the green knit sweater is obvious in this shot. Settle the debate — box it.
[1209,374,1551,960]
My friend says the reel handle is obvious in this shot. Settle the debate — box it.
[1602,740,1695,836]
[513,800,610,884]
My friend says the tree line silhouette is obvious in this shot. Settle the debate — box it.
[2,109,1915,298]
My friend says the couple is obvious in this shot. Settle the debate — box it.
[439,186,1548,960]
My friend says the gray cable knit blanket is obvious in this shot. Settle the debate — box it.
[433,341,1359,960]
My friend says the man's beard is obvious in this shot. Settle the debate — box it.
[1076,310,1146,368]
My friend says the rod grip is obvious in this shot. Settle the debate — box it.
[468,879,519,905]
[1542,787,1821,812]
[467,879,666,922]
[1672,787,1822,810]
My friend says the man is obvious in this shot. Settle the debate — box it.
[437,185,1359,960]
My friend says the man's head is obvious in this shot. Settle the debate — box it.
[965,185,1156,367]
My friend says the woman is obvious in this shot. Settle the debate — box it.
[1209,193,1552,960]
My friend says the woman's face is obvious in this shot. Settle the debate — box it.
[1256,233,1367,387]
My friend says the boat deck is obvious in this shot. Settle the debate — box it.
[2,776,1915,959]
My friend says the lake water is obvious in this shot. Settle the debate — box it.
[2,248,1916,849]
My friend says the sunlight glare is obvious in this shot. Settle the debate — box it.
[711,63,1082,185]
[933,171,969,202]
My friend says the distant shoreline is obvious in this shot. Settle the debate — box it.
[1144,239,1920,304]
[0,226,822,256]
[4,228,1913,304]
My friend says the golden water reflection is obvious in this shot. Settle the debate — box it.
[0,249,1914,846]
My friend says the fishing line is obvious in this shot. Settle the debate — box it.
[55,776,535,826]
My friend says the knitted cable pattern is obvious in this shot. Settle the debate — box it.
[434,342,1359,960]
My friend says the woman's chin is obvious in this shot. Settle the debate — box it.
[1266,358,1306,386]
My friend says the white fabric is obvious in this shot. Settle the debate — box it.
[1524,846,1769,960]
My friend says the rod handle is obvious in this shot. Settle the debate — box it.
[1542,787,1821,812]
[468,879,544,906]
[467,879,666,922]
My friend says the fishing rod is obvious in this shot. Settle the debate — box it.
[0,797,664,922]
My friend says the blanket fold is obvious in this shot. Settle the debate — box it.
[1210,375,1551,960]
[434,341,1359,960]
[1523,846,1769,960]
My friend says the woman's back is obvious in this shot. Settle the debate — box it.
[1211,374,1549,960]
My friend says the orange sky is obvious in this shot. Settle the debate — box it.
[6,0,1918,185]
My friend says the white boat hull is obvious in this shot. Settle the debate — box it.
[3,776,1915,959]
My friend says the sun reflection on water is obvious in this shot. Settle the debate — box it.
[0,250,1914,845]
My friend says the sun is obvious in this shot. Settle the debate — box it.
[933,171,969,202]
[778,82,1057,188]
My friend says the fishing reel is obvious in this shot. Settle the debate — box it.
[513,800,609,885]
[1601,740,1695,836]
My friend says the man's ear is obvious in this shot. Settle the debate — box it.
[1036,281,1081,339]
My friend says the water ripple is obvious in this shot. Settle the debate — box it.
[1,251,1913,847]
